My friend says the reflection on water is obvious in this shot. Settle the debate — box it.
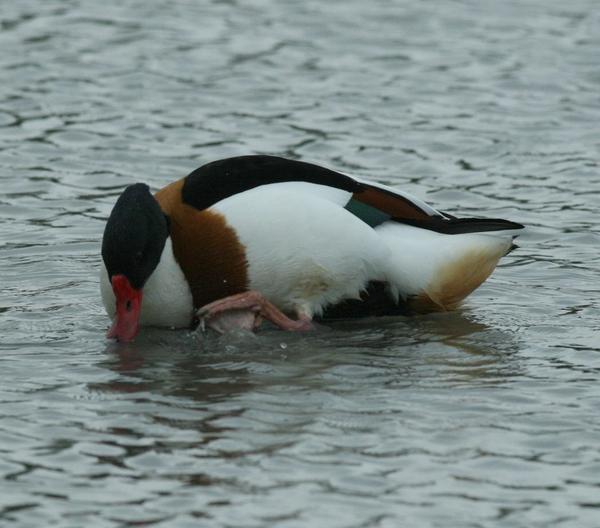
[2,0,600,526]
[97,310,521,404]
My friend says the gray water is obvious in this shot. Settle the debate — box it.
[1,1,599,526]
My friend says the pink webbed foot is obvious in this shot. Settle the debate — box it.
[201,308,262,334]
[197,291,313,334]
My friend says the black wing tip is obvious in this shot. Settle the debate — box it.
[441,218,525,234]
[395,216,525,235]
[502,219,525,230]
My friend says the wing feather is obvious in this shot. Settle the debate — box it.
[180,155,524,235]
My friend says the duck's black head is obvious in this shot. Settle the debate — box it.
[101,183,169,341]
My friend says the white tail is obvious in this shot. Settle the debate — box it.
[375,223,517,312]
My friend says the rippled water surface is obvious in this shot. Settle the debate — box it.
[1,1,600,526]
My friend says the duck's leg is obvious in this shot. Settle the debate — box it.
[197,291,314,333]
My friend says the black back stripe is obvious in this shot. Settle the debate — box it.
[182,155,362,211]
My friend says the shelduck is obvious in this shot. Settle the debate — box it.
[100,155,524,341]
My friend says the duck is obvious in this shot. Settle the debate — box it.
[100,155,524,341]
